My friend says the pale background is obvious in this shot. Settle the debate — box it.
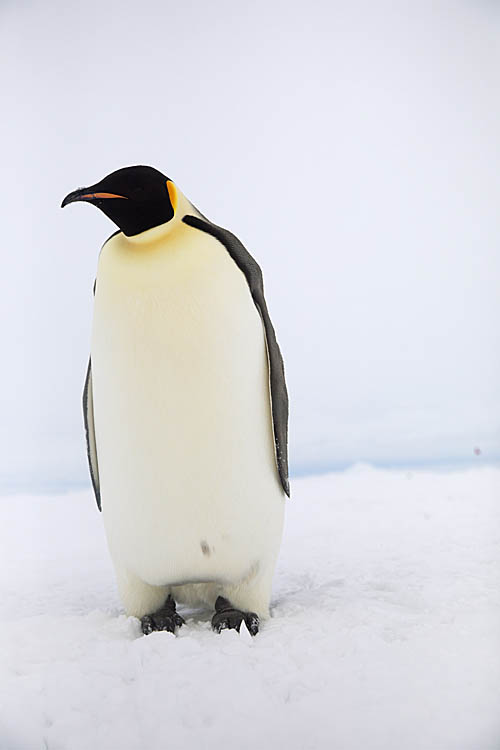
[1,0,499,491]
[2,5,500,747]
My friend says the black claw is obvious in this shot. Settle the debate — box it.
[141,616,154,636]
[140,595,184,636]
[245,613,260,636]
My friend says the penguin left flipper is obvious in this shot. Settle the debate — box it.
[83,359,101,511]
[211,596,260,636]
[141,595,185,635]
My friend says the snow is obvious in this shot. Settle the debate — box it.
[1,466,499,750]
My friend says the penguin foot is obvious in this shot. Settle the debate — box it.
[211,596,259,636]
[141,594,185,635]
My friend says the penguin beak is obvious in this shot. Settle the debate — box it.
[61,188,128,208]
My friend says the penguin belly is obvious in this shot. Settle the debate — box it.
[91,222,285,611]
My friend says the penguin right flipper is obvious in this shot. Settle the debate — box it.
[182,214,290,497]
[83,359,101,511]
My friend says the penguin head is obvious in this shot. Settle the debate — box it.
[61,165,177,237]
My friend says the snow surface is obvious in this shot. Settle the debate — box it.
[1,466,499,750]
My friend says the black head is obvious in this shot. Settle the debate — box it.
[61,165,177,236]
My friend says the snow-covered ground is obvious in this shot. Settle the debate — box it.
[1,466,499,750]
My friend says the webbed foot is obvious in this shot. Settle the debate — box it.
[141,594,185,635]
[211,596,259,636]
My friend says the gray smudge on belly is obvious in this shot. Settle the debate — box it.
[200,540,211,556]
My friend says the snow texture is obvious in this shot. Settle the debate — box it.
[1,466,499,750]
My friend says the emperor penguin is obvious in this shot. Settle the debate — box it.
[61,166,289,636]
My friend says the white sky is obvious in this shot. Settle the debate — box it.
[1,0,499,490]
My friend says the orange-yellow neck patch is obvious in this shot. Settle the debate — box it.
[166,180,178,214]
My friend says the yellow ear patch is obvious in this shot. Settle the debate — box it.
[166,180,178,214]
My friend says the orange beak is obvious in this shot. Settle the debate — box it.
[61,189,127,208]
[78,192,127,201]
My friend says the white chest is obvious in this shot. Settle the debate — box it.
[91,222,284,586]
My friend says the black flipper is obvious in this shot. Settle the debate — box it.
[83,359,101,511]
[182,214,290,497]
[83,238,116,511]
